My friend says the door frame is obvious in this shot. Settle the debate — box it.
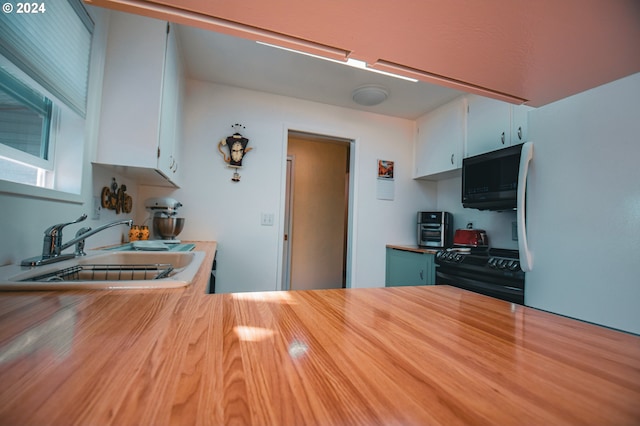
[278,126,357,290]
[282,155,295,291]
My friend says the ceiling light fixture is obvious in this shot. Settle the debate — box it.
[256,41,418,82]
[352,85,389,106]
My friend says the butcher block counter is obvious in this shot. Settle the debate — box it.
[1,241,639,425]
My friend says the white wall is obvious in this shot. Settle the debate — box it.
[138,81,437,293]
[437,176,518,250]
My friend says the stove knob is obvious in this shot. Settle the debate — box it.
[454,254,463,262]
[496,259,506,269]
[508,261,520,271]
[488,258,497,268]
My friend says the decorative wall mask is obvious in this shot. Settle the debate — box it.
[218,123,253,182]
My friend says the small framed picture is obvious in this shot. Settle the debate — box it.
[378,159,394,180]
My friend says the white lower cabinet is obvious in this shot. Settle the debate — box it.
[414,96,466,179]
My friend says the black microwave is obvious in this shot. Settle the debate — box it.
[462,144,524,211]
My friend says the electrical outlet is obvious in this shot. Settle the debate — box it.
[92,196,101,220]
[512,221,518,241]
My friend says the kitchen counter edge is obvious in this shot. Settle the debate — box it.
[386,244,440,254]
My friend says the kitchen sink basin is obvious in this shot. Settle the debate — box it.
[0,250,206,291]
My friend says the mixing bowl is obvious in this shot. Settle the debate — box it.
[153,217,185,239]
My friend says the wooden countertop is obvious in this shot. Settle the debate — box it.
[1,241,639,425]
[386,244,440,254]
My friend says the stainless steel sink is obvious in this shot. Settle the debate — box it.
[0,250,206,291]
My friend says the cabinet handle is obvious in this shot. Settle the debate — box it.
[517,126,523,140]
[420,270,424,280]
[168,156,178,173]
[450,154,454,165]
[501,131,506,144]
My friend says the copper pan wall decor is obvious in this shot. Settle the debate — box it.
[101,177,132,214]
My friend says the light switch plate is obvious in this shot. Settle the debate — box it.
[261,212,274,226]
[92,196,101,220]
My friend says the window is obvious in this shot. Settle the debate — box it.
[0,0,93,194]
[0,67,54,186]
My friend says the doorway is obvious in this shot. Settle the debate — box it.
[283,131,352,291]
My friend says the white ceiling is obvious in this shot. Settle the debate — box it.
[90,0,640,109]
[177,25,466,120]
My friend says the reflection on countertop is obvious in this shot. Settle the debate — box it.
[0,296,77,364]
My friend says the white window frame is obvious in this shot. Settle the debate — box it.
[0,55,64,185]
[0,0,95,203]
[0,60,60,172]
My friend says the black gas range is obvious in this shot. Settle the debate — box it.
[435,247,525,304]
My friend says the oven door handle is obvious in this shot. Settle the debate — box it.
[517,141,533,272]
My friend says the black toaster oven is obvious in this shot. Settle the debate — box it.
[417,211,452,248]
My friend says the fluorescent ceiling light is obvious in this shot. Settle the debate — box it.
[256,41,418,82]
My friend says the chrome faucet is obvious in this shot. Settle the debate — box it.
[74,227,92,257]
[21,214,132,266]
[59,218,132,256]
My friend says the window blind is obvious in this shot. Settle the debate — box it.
[0,0,94,117]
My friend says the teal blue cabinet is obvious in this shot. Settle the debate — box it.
[385,247,436,286]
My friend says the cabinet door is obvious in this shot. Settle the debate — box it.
[466,94,511,157]
[423,253,436,285]
[97,12,166,169]
[511,104,532,144]
[157,23,182,185]
[414,96,466,178]
[96,12,183,187]
[385,248,434,286]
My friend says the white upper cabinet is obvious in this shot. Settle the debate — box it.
[413,94,534,180]
[414,96,467,179]
[157,22,183,184]
[466,94,511,157]
[95,11,183,187]
[511,103,531,146]
[466,94,532,157]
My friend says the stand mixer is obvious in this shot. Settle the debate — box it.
[145,197,185,243]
